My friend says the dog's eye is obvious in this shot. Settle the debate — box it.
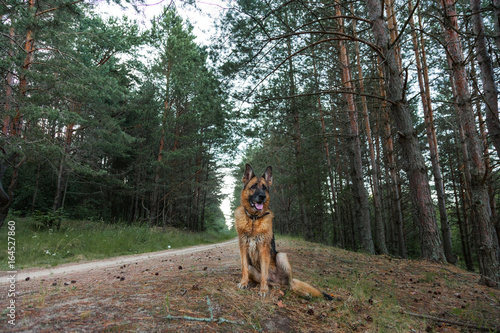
[250,184,257,190]
[262,185,267,191]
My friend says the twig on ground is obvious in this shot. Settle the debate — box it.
[162,296,243,325]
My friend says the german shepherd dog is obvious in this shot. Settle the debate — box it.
[235,164,331,299]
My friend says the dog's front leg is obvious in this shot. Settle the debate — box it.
[258,243,270,297]
[238,240,249,289]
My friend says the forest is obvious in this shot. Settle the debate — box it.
[1,0,499,287]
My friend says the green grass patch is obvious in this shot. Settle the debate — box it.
[0,216,236,270]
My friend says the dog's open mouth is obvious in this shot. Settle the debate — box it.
[251,201,264,211]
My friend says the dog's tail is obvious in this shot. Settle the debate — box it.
[291,279,333,300]
[276,252,332,300]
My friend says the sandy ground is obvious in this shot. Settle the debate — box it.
[0,238,238,283]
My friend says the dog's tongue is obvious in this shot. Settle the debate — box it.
[255,202,264,210]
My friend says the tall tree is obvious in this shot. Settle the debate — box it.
[352,10,387,255]
[409,1,455,264]
[367,0,446,262]
[336,2,374,254]
[439,0,499,285]
[469,0,500,156]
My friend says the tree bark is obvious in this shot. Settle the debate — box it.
[284,21,310,239]
[311,44,339,245]
[492,0,500,55]
[368,0,446,261]
[450,158,475,271]
[353,13,388,255]
[440,0,499,285]
[470,0,500,156]
[3,27,15,135]
[410,1,455,264]
[336,4,374,254]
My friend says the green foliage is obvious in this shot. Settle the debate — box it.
[2,3,237,233]
[32,209,64,231]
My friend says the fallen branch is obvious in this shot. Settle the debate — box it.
[402,311,499,332]
[163,296,243,325]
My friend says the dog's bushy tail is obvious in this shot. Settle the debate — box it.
[291,279,333,300]
[276,252,332,300]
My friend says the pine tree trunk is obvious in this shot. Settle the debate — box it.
[311,44,339,245]
[470,0,500,156]
[330,102,346,247]
[410,1,455,264]
[285,29,310,238]
[336,3,374,254]
[353,15,388,255]
[53,122,74,212]
[378,65,406,258]
[440,0,499,285]
[377,5,406,258]
[493,0,500,56]
[150,58,172,227]
[3,27,14,135]
[150,101,168,227]
[450,151,475,270]
[368,0,446,261]
[31,163,41,213]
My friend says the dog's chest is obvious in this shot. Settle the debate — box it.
[246,235,262,252]
[245,235,263,267]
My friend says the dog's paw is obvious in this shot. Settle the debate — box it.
[258,286,269,297]
[238,282,248,289]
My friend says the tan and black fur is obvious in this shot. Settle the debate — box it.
[235,164,331,299]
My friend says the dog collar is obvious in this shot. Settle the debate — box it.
[245,209,270,222]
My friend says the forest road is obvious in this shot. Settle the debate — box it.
[0,238,238,283]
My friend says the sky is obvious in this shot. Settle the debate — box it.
[97,0,230,46]
[97,0,238,229]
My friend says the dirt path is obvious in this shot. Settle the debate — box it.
[2,238,499,332]
[0,238,238,282]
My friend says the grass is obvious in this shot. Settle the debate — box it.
[0,216,236,270]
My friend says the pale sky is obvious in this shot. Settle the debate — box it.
[97,0,230,46]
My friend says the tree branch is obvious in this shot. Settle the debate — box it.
[35,0,84,17]
[254,89,395,105]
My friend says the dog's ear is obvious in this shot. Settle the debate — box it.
[242,164,255,184]
[263,166,272,186]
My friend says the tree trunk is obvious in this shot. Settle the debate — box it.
[353,12,388,255]
[3,27,14,135]
[492,0,500,56]
[368,0,446,261]
[53,122,75,212]
[311,44,339,245]
[285,24,310,238]
[150,59,172,227]
[470,0,500,156]
[337,4,374,254]
[410,1,455,264]
[450,155,475,271]
[440,0,499,285]
[377,64,406,258]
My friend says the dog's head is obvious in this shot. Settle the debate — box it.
[241,164,273,213]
